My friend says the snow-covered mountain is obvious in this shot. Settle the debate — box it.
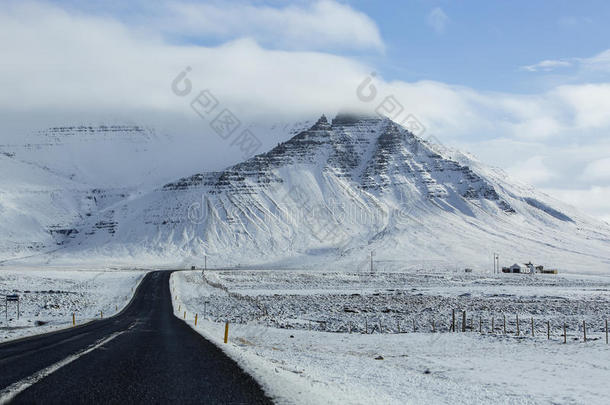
[2,115,610,273]
[0,125,164,261]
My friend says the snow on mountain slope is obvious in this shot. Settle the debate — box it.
[0,120,312,264]
[0,151,133,261]
[0,125,172,188]
[18,114,608,273]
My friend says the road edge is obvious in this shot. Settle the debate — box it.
[170,271,343,405]
[0,271,148,348]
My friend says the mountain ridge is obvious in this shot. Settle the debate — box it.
[2,114,610,272]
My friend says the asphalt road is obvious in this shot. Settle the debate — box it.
[0,271,272,404]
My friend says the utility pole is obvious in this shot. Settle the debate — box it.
[204,255,207,271]
[370,251,374,274]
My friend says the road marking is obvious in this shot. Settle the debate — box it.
[0,325,133,404]
[0,331,94,364]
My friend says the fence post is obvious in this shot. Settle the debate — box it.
[503,314,506,334]
[479,317,482,333]
[606,319,608,344]
[462,311,466,332]
[531,317,534,337]
[516,314,520,336]
[547,321,550,340]
[451,309,455,332]
[563,323,567,344]
[491,316,495,334]
[413,319,416,332]
[72,313,75,326]
[365,318,368,334]
[583,320,587,342]
[431,319,436,333]
[396,319,400,334]
[100,310,103,319]
[224,321,229,344]
[378,319,383,334]
[195,313,198,326]
[183,311,186,320]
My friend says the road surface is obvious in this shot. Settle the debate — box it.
[0,271,272,404]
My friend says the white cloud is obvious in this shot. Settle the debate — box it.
[427,7,449,34]
[580,49,610,72]
[163,0,385,52]
[520,59,572,72]
[0,1,373,118]
[553,83,610,129]
[544,186,610,223]
[522,48,610,74]
[582,157,610,181]
[507,156,556,185]
[3,1,610,144]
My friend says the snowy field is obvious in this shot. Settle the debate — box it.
[172,269,610,404]
[0,268,145,342]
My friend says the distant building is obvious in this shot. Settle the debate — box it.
[508,263,522,273]
[501,262,557,274]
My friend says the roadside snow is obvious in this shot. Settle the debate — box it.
[172,270,610,404]
[0,268,145,342]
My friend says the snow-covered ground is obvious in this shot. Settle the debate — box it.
[172,269,610,404]
[0,268,145,342]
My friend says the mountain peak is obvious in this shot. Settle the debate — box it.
[165,114,514,216]
[311,114,331,130]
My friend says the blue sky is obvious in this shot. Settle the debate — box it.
[1,0,610,221]
[353,0,610,92]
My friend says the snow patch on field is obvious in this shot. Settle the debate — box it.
[0,268,145,342]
